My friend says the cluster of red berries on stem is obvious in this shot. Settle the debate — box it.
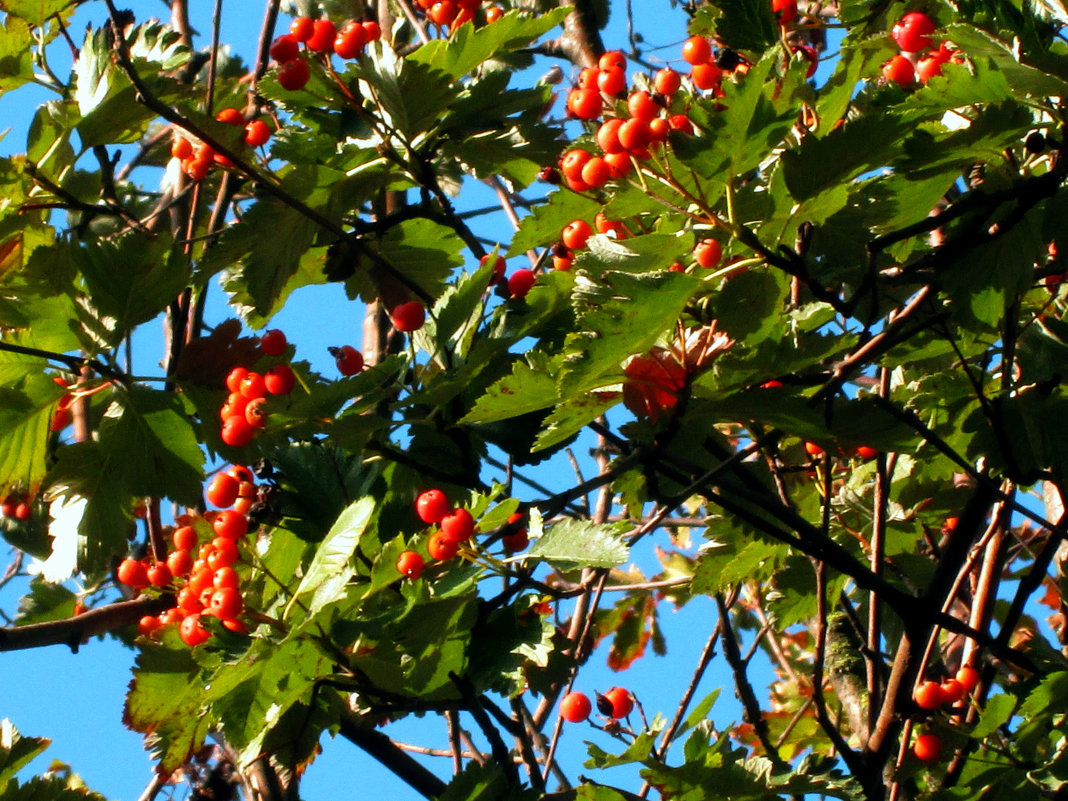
[882,12,958,86]
[0,494,33,521]
[559,687,635,722]
[172,107,272,182]
[118,468,259,646]
[909,665,980,763]
[410,0,504,31]
[219,329,297,448]
[269,16,383,91]
[397,490,529,580]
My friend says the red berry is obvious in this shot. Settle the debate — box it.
[481,254,507,282]
[599,50,626,71]
[215,107,243,126]
[246,400,268,429]
[221,414,255,447]
[335,345,364,376]
[277,58,310,91]
[580,156,611,188]
[206,472,240,508]
[501,512,528,551]
[566,87,602,120]
[691,62,722,91]
[914,680,946,710]
[138,615,161,637]
[290,17,315,42]
[14,502,31,521]
[654,67,681,96]
[179,613,211,646]
[167,549,194,577]
[397,550,425,579]
[627,90,658,122]
[484,6,503,22]
[245,120,272,148]
[171,137,193,160]
[941,678,965,704]
[913,733,942,763]
[508,269,537,300]
[804,441,825,457]
[147,562,173,588]
[306,19,337,52]
[226,367,248,394]
[560,691,592,722]
[213,510,249,540]
[416,490,451,524]
[772,0,798,24]
[427,531,459,561]
[882,54,915,86]
[208,586,243,620]
[855,445,878,460]
[892,12,936,53]
[956,666,980,692]
[560,148,592,180]
[392,301,426,333]
[602,686,634,718]
[597,66,626,96]
[117,557,149,589]
[270,33,300,62]
[264,364,296,395]
[173,525,198,551]
[362,20,382,41]
[681,36,711,66]
[694,238,722,269]
[440,508,475,544]
[259,329,286,356]
[334,22,368,59]
[596,119,625,154]
[617,118,651,152]
[561,219,593,251]
[239,372,266,400]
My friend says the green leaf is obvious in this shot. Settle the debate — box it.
[692,0,778,57]
[0,352,66,497]
[70,233,186,342]
[0,17,34,98]
[508,190,603,258]
[972,693,1016,739]
[358,44,456,139]
[462,353,560,424]
[409,8,572,78]
[528,518,629,568]
[0,719,50,794]
[285,496,375,620]
[123,635,212,773]
[1,0,75,26]
[14,576,76,625]
[561,270,698,395]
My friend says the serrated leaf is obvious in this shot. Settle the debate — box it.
[0,718,50,793]
[972,693,1017,738]
[285,496,375,619]
[692,0,778,56]
[123,635,212,773]
[409,8,571,78]
[561,270,698,395]
[462,353,560,424]
[0,17,34,98]
[508,190,603,258]
[528,518,629,568]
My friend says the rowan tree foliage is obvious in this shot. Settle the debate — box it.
[1,0,1068,799]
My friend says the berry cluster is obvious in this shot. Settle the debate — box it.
[910,666,980,763]
[882,12,958,86]
[269,16,383,91]
[410,0,503,31]
[220,330,296,448]
[171,108,273,182]
[483,254,537,301]
[559,687,635,723]
[395,491,529,581]
[0,495,32,521]
[118,469,259,646]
